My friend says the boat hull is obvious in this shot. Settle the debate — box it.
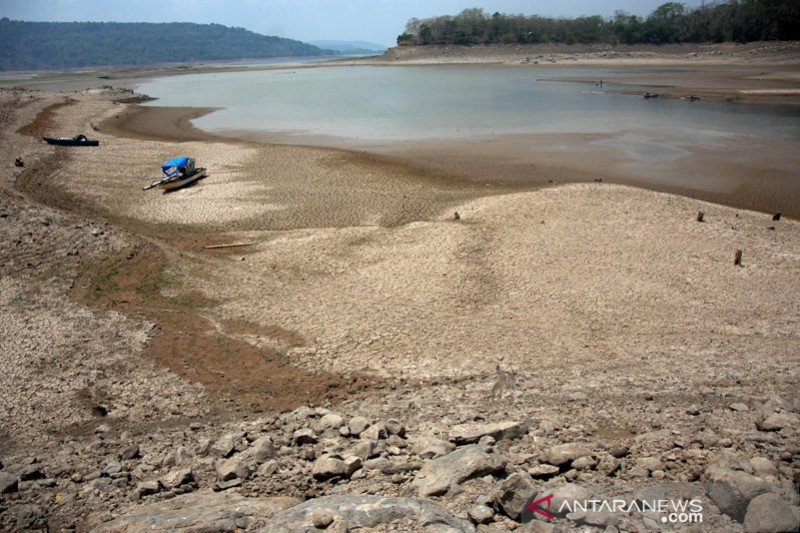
[42,136,100,146]
[158,169,208,191]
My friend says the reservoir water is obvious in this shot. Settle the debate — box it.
[138,66,800,144]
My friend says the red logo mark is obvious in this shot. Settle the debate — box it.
[527,494,555,520]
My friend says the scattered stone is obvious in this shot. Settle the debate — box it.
[571,456,597,471]
[411,435,455,460]
[528,463,560,479]
[262,495,474,532]
[348,439,375,461]
[449,421,528,445]
[412,444,506,497]
[212,479,243,492]
[314,413,345,432]
[292,428,317,446]
[743,493,799,533]
[686,405,701,416]
[729,403,749,412]
[546,443,590,466]
[384,419,406,438]
[257,460,279,478]
[749,457,779,479]
[210,434,237,458]
[18,465,45,481]
[160,468,193,490]
[120,444,140,460]
[216,456,251,482]
[608,444,629,458]
[134,481,160,499]
[251,436,275,463]
[547,484,593,518]
[93,491,299,531]
[347,416,371,436]
[468,504,494,524]
[343,456,362,477]
[759,412,799,432]
[497,472,537,520]
[312,456,348,481]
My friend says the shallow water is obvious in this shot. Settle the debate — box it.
[138,66,800,151]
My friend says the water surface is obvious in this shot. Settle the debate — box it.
[138,66,800,146]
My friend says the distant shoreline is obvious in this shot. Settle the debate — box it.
[9,42,800,106]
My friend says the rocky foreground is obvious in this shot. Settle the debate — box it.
[2,386,799,531]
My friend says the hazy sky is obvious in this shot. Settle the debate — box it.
[1,0,704,47]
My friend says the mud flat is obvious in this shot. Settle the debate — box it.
[0,80,798,531]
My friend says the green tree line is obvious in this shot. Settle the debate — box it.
[397,1,800,46]
[0,19,331,71]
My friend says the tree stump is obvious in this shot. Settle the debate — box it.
[734,249,743,266]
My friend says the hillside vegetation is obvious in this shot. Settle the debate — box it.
[397,0,800,46]
[0,18,330,71]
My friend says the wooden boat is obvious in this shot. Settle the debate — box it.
[42,134,100,146]
[158,168,208,191]
[143,156,208,192]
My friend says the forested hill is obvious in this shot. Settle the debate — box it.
[397,0,800,46]
[0,18,331,71]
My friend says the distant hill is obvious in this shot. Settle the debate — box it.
[309,40,387,55]
[0,18,332,71]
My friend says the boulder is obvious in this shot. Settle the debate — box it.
[743,493,799,533]
[412,444,506,497]
[91,491,299,532]
[262,495,474,532]
[706,466,771,522]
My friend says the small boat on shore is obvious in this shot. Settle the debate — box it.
[144,156,208,192]
[158,167,208,191]
[42,134,100,146]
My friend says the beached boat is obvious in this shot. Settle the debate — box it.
[158,167,208,191]
[144,156,208,192]
[42,134,100,146]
